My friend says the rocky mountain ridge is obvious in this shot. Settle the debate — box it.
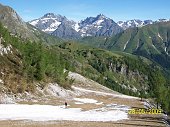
[29,13,123,39]
[117,19,170,30]
[29,13,170,39]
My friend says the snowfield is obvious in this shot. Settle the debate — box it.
[74,98,103,105]
[0,72,138,123]
[0,104,128,122]
[0,95,15,104]
[74,98,98,104]
[73,86,138,99]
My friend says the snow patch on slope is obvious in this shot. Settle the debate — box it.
[0,44,12,56]
[42,21,61,32]
[0,94,15,104]
[74,98,103,105]
[123,40,129,51]
[165,47,168,55]
[95,19,104,25]
[73,23,80,32]
[0,104,128,121]
[136,39,139,50]
[152,43,160,53]
[0,79,3,84]
[158,33,163,40]
[45,83,76,98]
[73,86,138,99]
[29,20,39,26]
[74,98,98,104]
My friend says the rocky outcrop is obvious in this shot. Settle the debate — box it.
[108,61,148,90]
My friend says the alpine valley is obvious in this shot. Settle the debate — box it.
[0,2,170,127]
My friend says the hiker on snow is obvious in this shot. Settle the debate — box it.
[65,102,67,108]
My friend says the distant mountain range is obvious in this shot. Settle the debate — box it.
[29,13,123,39]
[117,19,169,30]
[29,13,170,39]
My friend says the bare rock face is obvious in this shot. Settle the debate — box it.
[108,60,148,90]
[51,23,81,39]
[0,3,37,40]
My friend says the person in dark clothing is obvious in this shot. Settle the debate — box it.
[65,102,67,108]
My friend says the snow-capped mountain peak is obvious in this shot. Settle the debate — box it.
[29,13,69,33]
[117,19,154,30]
[117,19,170,30]
[42,13,57,18]
[29,13,123,38]
[78,14,122,37]
[96,14,107,20]
[156,19,170,23]
[41,13,68,21]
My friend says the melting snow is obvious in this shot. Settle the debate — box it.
[30,18,61,33]
[42,27,57,32]
[73,86,138,99]
[45,83,75,98]
[42,20,61,33]
[29,20,39,26]
[0,104,128,121]
[158,33,163,40]
[96,103,130,112]
[75,102,84,105]
[95,19,104,25]
[117,22,124,27]
[152,43,160,53]
[0,44,12,56]
[165,47,168,55]
[0,95,15,104]
[74,23,80,32]
[86,34,92,36]
[123,40,129,51]
[74,98,98,104]
[97,26,102,28]
[136,39,139,50]
[0,79,3,84]
[50,21,61,27]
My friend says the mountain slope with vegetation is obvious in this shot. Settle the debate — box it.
[58,42,170,112]
[0,21,170,112]
[0,3,170,114]
[1,21,169,106]
[79,22,170,70]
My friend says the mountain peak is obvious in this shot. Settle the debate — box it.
[43,13,58,18]
[96,14,107,19]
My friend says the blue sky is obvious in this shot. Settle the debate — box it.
[0,0,170,22]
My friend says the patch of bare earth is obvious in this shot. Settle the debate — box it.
[0,117,166,127]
